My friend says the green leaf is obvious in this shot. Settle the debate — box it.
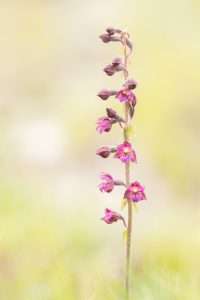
[124,124,134,139]
[132,202,138,212]
[123,229,127,243]
[121,198,127,210]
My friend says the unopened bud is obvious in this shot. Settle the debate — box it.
[96,146,112,158]
[103,64,117,76]
[106,27,116,35]
[97,89,111,100]
[112,56,122,66]
[124,79,137,90]
[99,34,112,43]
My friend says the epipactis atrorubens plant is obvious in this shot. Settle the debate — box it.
[96,26,147,298]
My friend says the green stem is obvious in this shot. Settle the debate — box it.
[123,34,132,300]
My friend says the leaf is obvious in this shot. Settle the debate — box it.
[123,229,127,243]
[132,202,138,212]
[121,198,128,210]
[124,124,134,139]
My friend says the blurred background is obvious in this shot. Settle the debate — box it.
[0,0,200,299]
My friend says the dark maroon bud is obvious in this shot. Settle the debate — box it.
[106,27,116,35]
[126,38,133,50]
[106,108,118,119]
[97,89,111,100]
[112,56,122,66]
[124,79,137,90]
[106,108,125,123]
[103,64,117,76]
[114,180,127,187]
[99,34,112,43]
[96,146,112,158]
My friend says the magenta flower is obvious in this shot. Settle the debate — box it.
[96,116,112,133]
[124,181,146,202]
[116,88,136,104]
[101,208,127,227]
[114,141,136,163]
[98,172,114,193]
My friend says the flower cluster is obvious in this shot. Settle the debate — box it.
[96,27,146,228]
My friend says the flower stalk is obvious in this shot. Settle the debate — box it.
[96,27,147,299]
[122,33,132,298]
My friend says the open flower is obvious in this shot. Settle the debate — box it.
[98,172,114,193]
[114,141,136,163]
[96,116,112,133]
[101,208,127,227]
[124,181,146,202]
[116,88,136,104]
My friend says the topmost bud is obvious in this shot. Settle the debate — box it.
[106,27,116,35]
[106,26,122,35]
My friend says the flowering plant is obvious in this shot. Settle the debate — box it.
[96,26,147,298]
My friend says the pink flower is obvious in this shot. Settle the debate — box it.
[101,208,127,227]
[116,88,136,103]
[98,172,114,193]
[96,117,112,133]
[124,181,146,202]
[114,141,136,163]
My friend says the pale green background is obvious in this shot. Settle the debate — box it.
[0,0,200,299]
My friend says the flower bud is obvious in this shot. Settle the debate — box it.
[112,56,122,66]
[97,89,117,100]
[97,89,110,100]
[106,108,118,119]
[103,64,117,76]
[99,34,122,44]
[106,26,116,35]
[96,146,112,158]
[124,79,137,90]
[99,34,112,43]
[106,108,125,123]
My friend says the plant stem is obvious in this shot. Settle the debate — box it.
[123,35,132,299]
